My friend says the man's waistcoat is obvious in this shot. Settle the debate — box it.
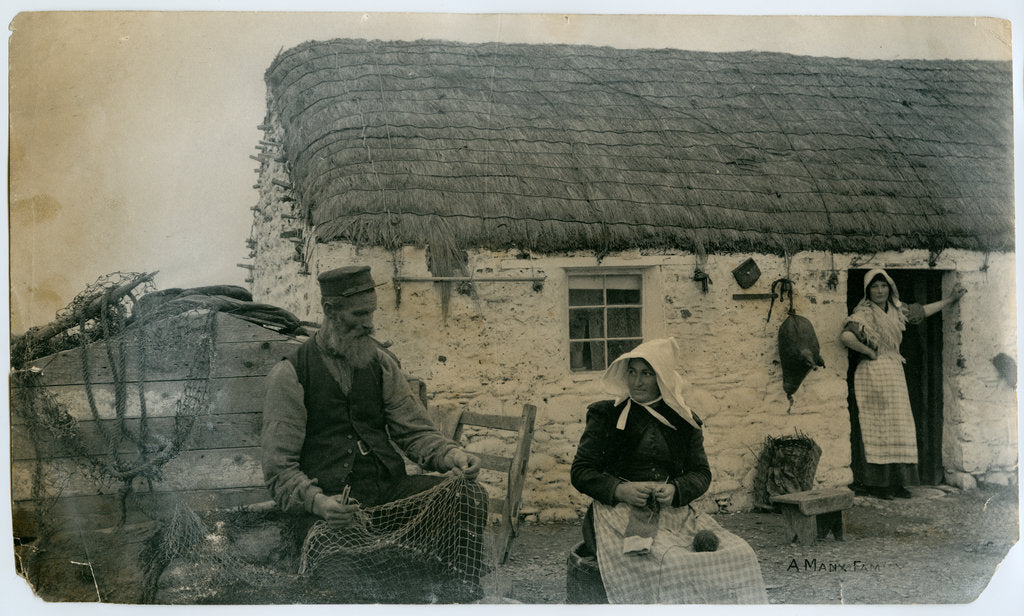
[286,339,406,494]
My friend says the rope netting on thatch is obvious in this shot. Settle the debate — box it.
[751,432,823,510]
[262,38,1014,257]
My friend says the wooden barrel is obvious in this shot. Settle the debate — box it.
[565,541,607,604]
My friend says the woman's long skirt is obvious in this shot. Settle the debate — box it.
[592,502,767,604]
[853,354,920,488]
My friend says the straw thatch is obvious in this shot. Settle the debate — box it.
[264,38,1014,256]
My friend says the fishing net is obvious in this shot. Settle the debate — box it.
[11,272,158,369]
[298,475,489,603]
[13,272,219,516]
[12,272,222,601]
[140,500,299,603]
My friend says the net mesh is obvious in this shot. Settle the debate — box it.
[298,475,490,603]
[141,500,300,603]
[13,272,223,600]
[13,272,219,523]
[12,272,157,369]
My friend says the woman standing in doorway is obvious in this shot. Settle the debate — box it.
[840,269,966,499]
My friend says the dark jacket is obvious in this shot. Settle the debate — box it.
[570,399,712,508]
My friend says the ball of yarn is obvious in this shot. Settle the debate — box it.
[692,529,719,552]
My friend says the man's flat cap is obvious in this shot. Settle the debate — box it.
[318,265,379,297]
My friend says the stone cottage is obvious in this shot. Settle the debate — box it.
[245,38,1015,518]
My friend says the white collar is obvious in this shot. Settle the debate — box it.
[616,396,676,431]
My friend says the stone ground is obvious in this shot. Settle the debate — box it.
[13,483,1020,606]
[485,484,1020,604]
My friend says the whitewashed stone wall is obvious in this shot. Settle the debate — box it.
[248,107,314,320]
[934,250,1018,490]
[248,194,1018,520]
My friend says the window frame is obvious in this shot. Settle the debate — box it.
[566,269,646,373]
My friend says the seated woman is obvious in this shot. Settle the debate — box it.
[571,338,767,604]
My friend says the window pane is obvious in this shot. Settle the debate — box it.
[608,339,642,364]
[570,341,606,372]
[606,288,641,305]
[568,275,604,289]
[569,288,604,306]
[604,275,641,290]
[607,307,642,337]
[605,274,641,304]
[569,308,604,339]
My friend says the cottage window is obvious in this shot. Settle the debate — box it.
[568,273,643,371]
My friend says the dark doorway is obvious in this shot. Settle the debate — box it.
[846,269,945,485]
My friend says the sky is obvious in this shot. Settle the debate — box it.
[5,2,1021,335]
[3,2,1023,612]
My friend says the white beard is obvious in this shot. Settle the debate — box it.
[319,319,378,369]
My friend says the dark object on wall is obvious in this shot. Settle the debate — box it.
[692,268,712,294]
[692,530,720,552]
[778,313,826,403]
[732,258,762,289]
[752,432,822,511]
[992,353,1017,387]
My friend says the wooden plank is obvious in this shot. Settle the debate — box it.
[473,452,512,473]
[780,506,818,546]
[458,411,522,432]
[771,488,854,515]
[15,313,302,386]
[10,376,269,423]
[488,496,506,513]
[210,311,300,342]
[12,412,262,461]
[19,338,299,386]
[12,485,271,539]
[12,447,265,500]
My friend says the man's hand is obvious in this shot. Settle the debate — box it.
[443,448,481,479]
[313,493,360,529]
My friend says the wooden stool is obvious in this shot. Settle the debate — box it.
[770,488,854,545]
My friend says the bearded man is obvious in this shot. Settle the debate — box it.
[261,265,486,602]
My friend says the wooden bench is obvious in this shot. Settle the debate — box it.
[770,487,854,545]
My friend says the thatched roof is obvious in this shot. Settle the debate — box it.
[265,38,1014,256]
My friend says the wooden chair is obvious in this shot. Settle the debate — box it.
[453,404,537,565]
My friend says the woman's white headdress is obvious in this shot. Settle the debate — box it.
[862,268,902,309]
[602,337,700,430]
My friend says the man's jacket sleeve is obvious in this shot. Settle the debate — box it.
[378,352,459,472]
[261,359,323,513]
